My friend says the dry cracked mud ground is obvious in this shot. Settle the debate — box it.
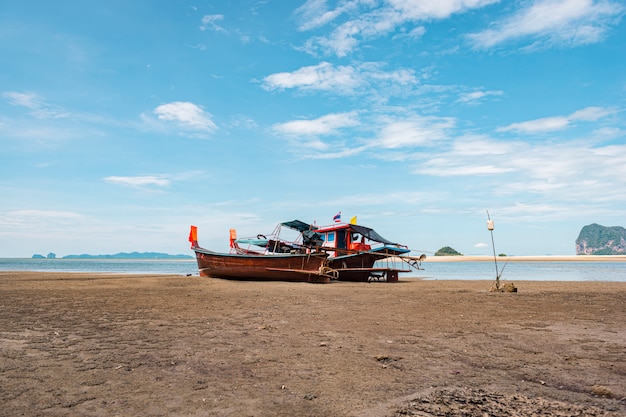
[1,272,625,416]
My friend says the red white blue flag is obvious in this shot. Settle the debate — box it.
[333,211,341,222]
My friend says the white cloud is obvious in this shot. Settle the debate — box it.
[451,136,515,155]
[0,123,98,143]
[591,126,624,140]
[456,89,504,105]
[411,135,626,207]
[364,63,417,84]
[388,0,499,19]
[498,106,615,133]
[376,116,455,148]
[0,209,90,233]
[3,91,40,108]
[293,145,369,160]
[273,112,458,158]
[468,0,625,49]
[2,91,70,119]
[261,62,417,94]
[393,26,427,41]
[411,136,528,177]
[417,162,514,176]
[103,175,170,188]
[298,0,499,56]
[409,26,427,39]
[200,14,225,32]
[188,43,207,51]
[272,111,360,136]
[153,101,217,133]
[499,116,570,133]
[271,111,371,159]
[496,202,581,218]
[4,209,85,221]
[569,106,614,121]
[262,62,361,92]
[294,0,355,31]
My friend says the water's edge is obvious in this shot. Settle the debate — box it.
[1,258,625,282]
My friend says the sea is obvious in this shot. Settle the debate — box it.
[1,258,626,282]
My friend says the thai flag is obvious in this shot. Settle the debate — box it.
[333,211,341,222]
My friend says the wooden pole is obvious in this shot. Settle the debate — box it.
[486,210,500,289]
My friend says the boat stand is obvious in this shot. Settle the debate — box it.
[368,268,410,282]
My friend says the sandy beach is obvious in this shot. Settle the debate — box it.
[1,271,625,416]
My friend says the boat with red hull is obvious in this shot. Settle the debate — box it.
[189,217,424,283]
[189,225,333,283]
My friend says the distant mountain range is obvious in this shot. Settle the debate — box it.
[576,224,626,255]
[32,252,193,259]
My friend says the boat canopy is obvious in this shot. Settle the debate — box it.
[350,224,399,246]
[234,238,269,247]
[280,219,402,247]
[281,220,317,232]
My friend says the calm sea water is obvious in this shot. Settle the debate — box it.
[0,258,198,276]
[1,258,625,281]
[418,261,626,282]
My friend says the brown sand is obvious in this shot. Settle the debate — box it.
[1,272,625,416]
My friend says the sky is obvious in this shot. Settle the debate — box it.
[1,0,625,258]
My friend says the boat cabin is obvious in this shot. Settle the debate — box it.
[311,222,409,257]
[315,223,370,254]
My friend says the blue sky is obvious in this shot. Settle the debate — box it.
[1,0,625,258]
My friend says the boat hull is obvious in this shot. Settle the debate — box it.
[328,250,412,282]
[194,248,330,283]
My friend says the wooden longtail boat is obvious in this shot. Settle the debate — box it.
[189,226,333,283]
[189,217,425,283]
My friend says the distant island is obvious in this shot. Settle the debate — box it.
[576,224,626,255]
[32,252,193,259]
[434,246,463,256]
